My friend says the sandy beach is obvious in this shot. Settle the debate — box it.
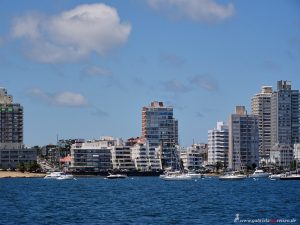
[0,171,45,178]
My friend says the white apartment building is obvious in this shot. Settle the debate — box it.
[270,144,294,168]
[180,146,203,171]
[208,122,228,167]
[111,146,135,171]
[70,137,115,172]
[131,139,162,171]
[251,86,272,157]
[293,143,300,162]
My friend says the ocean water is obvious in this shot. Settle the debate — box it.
[0,177,299,225]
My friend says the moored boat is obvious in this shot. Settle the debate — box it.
[269,174,283,179]
[106,174,127,179]
[160,171,192,181]
[219,171,247,181]
[280,174,300,180]
[44,172,75,180]
[249,169,271,178]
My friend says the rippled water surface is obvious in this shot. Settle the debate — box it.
[0,177,299,225]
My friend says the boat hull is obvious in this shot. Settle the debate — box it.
[280,175,300,180]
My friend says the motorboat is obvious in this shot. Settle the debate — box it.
[269,174,283,179]
[160,171,192,181]
[56,174,75,180]
[106,174,127,179]
[249,169,271,178]
[280,174,300,180]
[44,172,64,179]
[187,172,205,179]
[219,171,247,181]
[44,172,75,180]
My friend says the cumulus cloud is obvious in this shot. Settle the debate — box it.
[27,88,88,107]
[148,0,235,23]
[189,75,219,92]
[11,3,131,63]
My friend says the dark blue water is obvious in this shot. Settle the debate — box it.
[0,177,299,225]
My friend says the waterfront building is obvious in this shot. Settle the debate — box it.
[251,86,273,158]
[70,138,114,172]
[0,88,23,143]
[141,101,178,169]
[271,80,300,147]
[270,144,294,168]
[294,143,300,162]
[131,138,162,171]
[0,143,36,169]
[180,146,203,171]
[111,145,135,171]
[208,122,229,168]
[0,88,36,169]
[228,106,259,171]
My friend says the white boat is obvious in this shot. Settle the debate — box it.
[249,169,271,178]
[56,174,75,180]
[160,171,192,181]
[44,172,64,179]
[44,172,75,180]
[269,174,283,179]
[280,174,300,180]
[219,171,247,181]
[106,174,127,179]
[187,172,205,179]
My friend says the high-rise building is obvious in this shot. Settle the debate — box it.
[142,101,178,169]
[271,80,300,147]
[0,88,36,169]
[251,86,273,157]
[228,106,259,171]
[208,121,229,167]
[0,88,23,143]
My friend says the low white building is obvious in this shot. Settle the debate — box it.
[131,139,162,171]
[111,146,135,171]
[180,147,203,171]
[270,144,294,168]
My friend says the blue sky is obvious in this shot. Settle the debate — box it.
[1,0,300,147]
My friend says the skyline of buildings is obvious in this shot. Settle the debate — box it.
[0,79,299,170]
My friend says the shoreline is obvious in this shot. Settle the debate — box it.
[0,171,45,178]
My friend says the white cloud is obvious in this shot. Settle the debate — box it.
[11,3,131,63]
[52,92,88,107]
[148,0,235,23]
[27,88,88,107]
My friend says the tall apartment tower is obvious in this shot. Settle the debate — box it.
[142,101,178,169]
[251,86,272,158]
[228,106,259,171]
[271,80,300,147]
[0,88,23,143]
[208,122,229,167]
